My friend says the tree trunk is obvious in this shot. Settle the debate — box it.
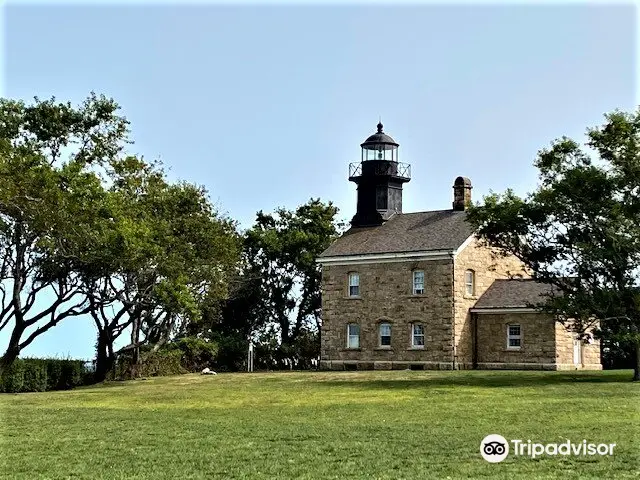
[0,347,20,380]
[633,340,640,382]
[0,324,25,379]
[94,330,115,382]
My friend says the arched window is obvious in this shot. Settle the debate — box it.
[464,269,475,296]
[379,322,391,347]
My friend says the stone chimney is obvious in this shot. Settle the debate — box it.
[452,176,472,211]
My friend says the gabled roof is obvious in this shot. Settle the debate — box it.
[319,210,474,258]
[473,279,558,310]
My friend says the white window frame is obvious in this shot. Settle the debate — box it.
[413,270,425,295]
[507,324,522,350]
[348,272,360,297]
[347,323,360,349]
[465,269,475,296]
[379,322,391,347]
[411,323,425,349]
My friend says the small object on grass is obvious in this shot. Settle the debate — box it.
[201,368,217,375]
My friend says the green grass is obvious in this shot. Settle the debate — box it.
[1,370,638,479]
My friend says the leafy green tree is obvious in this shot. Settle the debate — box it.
[0,94,129,376]
[83,156,241,380]
[244,199,343,354]
[467,108,640,381]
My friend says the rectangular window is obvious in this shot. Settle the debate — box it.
[507,324,521,349]
[412,324,425,348]
[348,273,360,297]
[347,324,360,349]
[413,270,425,295]
[379,323,391,347]
[465,270,475,296]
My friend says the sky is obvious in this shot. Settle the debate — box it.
[1,1,637,360]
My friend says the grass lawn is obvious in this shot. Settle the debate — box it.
[0,370,638,479]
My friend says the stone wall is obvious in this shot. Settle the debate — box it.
[475,312,558,369]
[554,322,602,370]
[320,259,455,370]
[453,238,528,368]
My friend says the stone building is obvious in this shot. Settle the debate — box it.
[317,123,601,371]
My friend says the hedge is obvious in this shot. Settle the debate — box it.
[0,358,91,393]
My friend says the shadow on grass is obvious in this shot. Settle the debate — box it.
[318,370,635,390]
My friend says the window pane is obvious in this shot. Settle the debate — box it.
[380,324,391,336]
[347,324,360,348]
[413,335,424,346]
[349,285,360,296]
[509,325,521,336]
[349,273,359,286]
[413,324,424,336]
[380,335,391,346]
[509,338,521,347]
[413,271,424,283]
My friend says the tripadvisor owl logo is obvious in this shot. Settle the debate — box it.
[480,434,617,463]
[480,434,509,463]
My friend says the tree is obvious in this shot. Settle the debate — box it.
[244,199,343,356]
[82,156,241,380]
[466,107,640,381]
[0,94,129,376]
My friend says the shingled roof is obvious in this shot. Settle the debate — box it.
[473,279,558,310]
[319,210,474,258]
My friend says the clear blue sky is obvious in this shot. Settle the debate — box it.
[1,2,637,360]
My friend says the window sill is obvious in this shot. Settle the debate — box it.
[341,348,361,352]
[407,347,425,351]
[463,295,478,300]
[346,296,362,300]
[505,347,522,352]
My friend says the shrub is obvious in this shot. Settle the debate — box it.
[0,358,89,393]
[170,337,219,372]
[108,349,186,381]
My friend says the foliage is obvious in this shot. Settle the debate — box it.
[0,93,129,376]
[467,107,640,381]
[108,349,185,380]
[85,156,241,381]
[168,337,219,372]
[0,370,636,479]
[0,358,89,393]
[209,332,249,372]
[254,326,319,370]
[244,198,343,345]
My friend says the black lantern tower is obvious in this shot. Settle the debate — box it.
[348,122,411,227]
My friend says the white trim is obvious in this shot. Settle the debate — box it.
[412,269,425,295]
[378,322,392,347]
[507,324,522,350]
[452,234,475,257]
[348,272,360,297]
[346,323,360,349]
[411,323,425,348]
[470,307,539,314]
[317,250,454,266]
[464,269,475,296]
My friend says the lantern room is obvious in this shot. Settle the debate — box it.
[360,122,399,162]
